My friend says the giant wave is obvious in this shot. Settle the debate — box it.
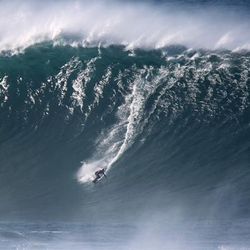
[0,1,250,248]
[0,43,250,218]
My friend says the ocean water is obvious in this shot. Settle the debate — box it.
[0,220,250,250]
[0,0,250,249]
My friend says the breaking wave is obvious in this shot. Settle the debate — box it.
[1,0,250,53]
[0,43,250,201]
[0,1,250,248]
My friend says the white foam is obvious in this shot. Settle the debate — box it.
[0,0,250,52]
[0,76,9,103]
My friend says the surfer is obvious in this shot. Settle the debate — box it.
[93,168,107,183]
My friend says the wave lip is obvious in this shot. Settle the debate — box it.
[1,1,250,53]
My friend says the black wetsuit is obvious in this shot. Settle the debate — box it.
[95,169,105,178]
[93,169,106,183]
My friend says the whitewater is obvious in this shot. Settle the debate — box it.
[0,0,250,52]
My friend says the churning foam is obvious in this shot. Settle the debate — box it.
[1,0,250,53]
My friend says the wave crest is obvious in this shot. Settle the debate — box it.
[1,0,250,52]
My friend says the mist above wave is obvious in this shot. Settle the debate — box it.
[1,0,250,52]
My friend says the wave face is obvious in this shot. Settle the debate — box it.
[0,43,250,223]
